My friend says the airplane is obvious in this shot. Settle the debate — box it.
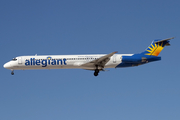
[3,37,174,76]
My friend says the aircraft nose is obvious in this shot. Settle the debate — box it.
[3,62,11,69]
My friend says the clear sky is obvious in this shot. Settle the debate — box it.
[1,0,180,120]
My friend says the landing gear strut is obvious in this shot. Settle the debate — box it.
[11,70,14,75]
[94,65,99,76]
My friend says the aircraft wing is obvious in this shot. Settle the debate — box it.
[81,51,117,68]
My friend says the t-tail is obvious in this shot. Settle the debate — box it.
[141,37,174,56]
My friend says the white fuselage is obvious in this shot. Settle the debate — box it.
[4,54,132,70]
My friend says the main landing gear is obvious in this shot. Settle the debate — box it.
[11,69,14,75]
[94,69,99,76]
[94,65,100,76]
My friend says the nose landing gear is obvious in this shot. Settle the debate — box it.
[11,70,14,75]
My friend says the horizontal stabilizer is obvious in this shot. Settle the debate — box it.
[154,37,174,46]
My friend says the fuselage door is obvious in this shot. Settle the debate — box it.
[18,57,22,64]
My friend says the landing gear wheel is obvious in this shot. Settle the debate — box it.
[94,69,99,76]
[94,72,98,76]
[11,70,14,75]
[11,71,14,75]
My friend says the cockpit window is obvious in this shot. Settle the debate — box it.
[12,58,17,61]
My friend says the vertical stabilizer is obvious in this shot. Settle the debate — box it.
[141,37,174,56]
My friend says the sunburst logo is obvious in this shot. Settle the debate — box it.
[47,57,52,60]
[145,42,164,56]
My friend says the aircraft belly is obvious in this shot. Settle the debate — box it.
[14,64,82,70]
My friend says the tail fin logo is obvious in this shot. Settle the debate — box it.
[141,37,173,56]
[145,42,164,56]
